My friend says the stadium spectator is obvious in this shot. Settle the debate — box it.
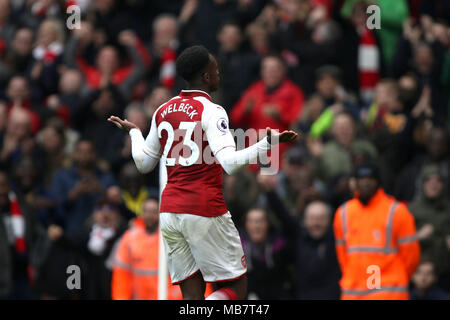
[275,146,323,217]
[231,54,304,130]
[216,21,260,111]
[334,163,420,300]
[111,197,182,300]
[0,107,42,173]
[0,170,45,299]
[223,170,260,228]
[4,76,42,134]
[41,69,84,126]
[116,162,157,217]
[0,27,34,88]
[240,206,292,299]
[78,197,127,299]
[231,54,305,165]
[408,165,450,284]
[35,119,72,187]
[44,197,127,300]
[259,174,341,299]
[64,24,147,100]
[49,140,116,236]
[340,0,410,73]
[245,20,271,56]
[29,18,65,100]
[306,66,363,139]
[296,94,326,134]
[410,259,449,300]
[143,85,171,120]
[72,83,127,157]
[0,0,14,49]
[11,156,56,227]
[337,0,381,104]
[147,14,181,90]
[308,111,377,182]
[269,1,342,95]
[104,103,148,172]
[395,126,450,201]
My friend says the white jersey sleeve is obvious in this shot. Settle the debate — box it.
[129,112,162,173]
[199,97,271,175]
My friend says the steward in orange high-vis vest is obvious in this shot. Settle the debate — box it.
[111,198,182,300]
[333,163,420,300]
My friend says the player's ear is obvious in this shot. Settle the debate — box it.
[202,72,210,84]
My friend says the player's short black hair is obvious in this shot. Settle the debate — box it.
[176,45,211,82]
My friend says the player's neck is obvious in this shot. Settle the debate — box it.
[186,83,210,95]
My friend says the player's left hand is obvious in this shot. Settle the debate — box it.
[108,115,138,132]
[266,127,299,144]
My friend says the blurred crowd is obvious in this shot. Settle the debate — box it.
[0,0,449,300]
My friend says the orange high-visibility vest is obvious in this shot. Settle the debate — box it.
[111,219,182,300]
[333,188,420,300]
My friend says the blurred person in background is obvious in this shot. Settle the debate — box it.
[0,0,15,49]
[64,22,147,100]
[216,21,260,111]
[231,54,304,166]
[179,0,265,54]
[240,206,292,299]
[245,20,271,56]
[111,197,182,300]
[143,85,171,120]
[41,197,127,300]
[334,163,420,300]
[269,0,342,95]
[393,16,448,119]
[11,157,56,228]
[72,83,127,158]
[362,78,424,193]
[0,107,43,173]
[49,140,116,236]
[259,174,341,300]
[295,93,326,134]
[41,69,84,126]
[116,162,157,217]
[4,76,42,134]
[29,18,65,100]
[0,27,34,88]
[408,165,450,290]
[307,65,361,138]
[410,259,449,300]
[308,111,377,182]
[223,170,260,228]
[0,170,45,300]
[147,14,181,90]
[395,126,449,201]
[340,0,410,73]
[18,0,66,30]
[35,118,71,187]
[275,146,323,218]
[104,103,149,172]
[337,0,381,105]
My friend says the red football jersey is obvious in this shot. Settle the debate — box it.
[153,90,235,217]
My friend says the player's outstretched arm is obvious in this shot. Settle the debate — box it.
[108,115,161,173]
[214,126,298,175]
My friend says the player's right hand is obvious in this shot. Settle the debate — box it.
[108,115,138,132]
